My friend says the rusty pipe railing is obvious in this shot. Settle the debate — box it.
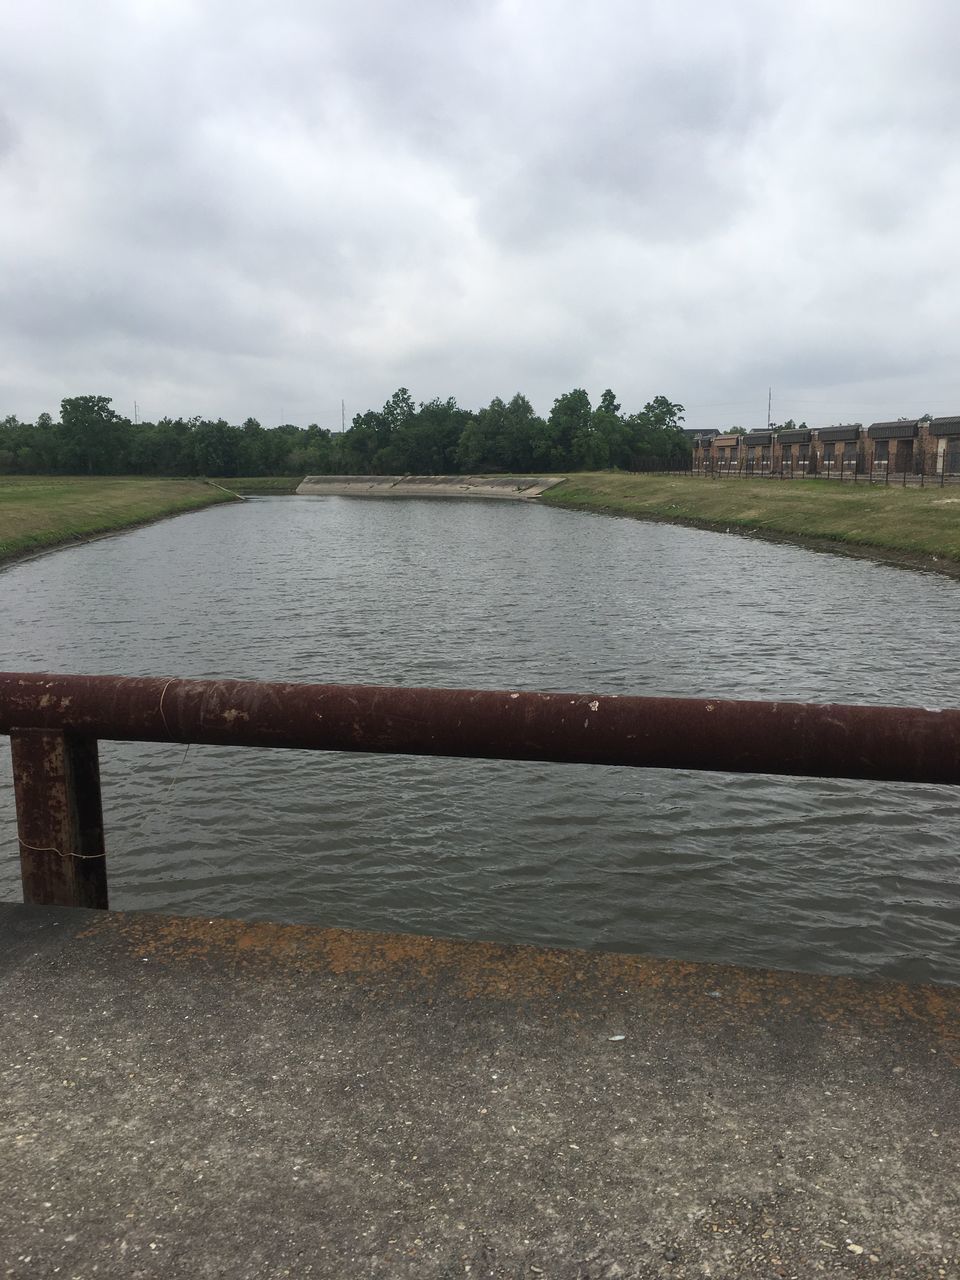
[3,671,960,911]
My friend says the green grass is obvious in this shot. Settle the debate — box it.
[541,472,960,568]
[0,476,235,564]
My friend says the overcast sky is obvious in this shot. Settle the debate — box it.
[2,1,959,431]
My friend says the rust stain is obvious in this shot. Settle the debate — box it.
[73,912,960,1058]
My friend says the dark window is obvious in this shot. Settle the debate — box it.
[823,443,835,462]
[874,440,889,463]
[799,444,810,461]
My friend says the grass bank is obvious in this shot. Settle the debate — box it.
[0,476,235,566]
[226,476,303,495]
[541,472,960,574]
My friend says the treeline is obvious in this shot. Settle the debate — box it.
[0,389,688,477]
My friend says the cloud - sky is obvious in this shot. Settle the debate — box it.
[2,0,959,430]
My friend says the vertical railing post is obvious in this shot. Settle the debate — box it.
[10,730,109,909]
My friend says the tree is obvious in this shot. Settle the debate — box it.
[548,389,592,467]
[622,397,688,469]
[58,395,131,474]
[581,389,631,469]
[456,399,505,472]
[402,397,468,473]
[192,419,240,476]
[500,394,550,470]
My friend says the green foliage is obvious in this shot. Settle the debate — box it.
[0,388,688,477]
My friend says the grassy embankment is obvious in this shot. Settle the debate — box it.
[541,472,960,573]
[226,476,303,495]
[0,476,235,566]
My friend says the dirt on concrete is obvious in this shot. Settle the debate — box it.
[1,903,957,1279]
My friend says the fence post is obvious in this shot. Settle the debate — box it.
[9,729,109,909]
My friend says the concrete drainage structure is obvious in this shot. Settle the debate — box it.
[295,474,566,498]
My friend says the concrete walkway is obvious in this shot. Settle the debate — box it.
[1,903,957,1279]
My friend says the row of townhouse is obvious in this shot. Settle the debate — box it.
[690,417,960,476]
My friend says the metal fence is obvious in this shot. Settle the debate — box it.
[690,457,960,485]
[3,671,960,912]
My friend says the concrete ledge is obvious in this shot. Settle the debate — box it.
[295,475,566,498]
[1,903,957,1278]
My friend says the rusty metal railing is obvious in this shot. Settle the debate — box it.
[3,671,960,912]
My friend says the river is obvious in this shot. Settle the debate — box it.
[2,496,958,983]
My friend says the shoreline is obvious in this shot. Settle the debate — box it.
[540,476,960,581]
[544,496,960,579]
[0,480,235,571]
[3,473,958,582]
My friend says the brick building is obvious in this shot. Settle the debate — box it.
[816,425,862,473]
[742,430,774,472]
[778,428,815,474]
[929,418,960,475]
[693,413,959,478]
[712,434,742,467]
[865,420,923,474]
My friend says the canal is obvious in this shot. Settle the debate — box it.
[1,496,959,983]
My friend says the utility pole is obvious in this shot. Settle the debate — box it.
[341,399,345,433]
[134,400,139,425]
[767,387,772,431]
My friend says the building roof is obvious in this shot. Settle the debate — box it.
[868,421,919,439]
[778,429,812,444]
[817,425,861,442]
[743,431,772,445]
[930,416,960,436]
[713,434,742,446]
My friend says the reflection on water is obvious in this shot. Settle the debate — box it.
[1,496,959,983]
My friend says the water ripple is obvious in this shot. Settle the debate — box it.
[1,497,959,983]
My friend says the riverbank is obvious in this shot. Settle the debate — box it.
[0,477,234,566]
[542,472,960,576]
[226,476,303,494]
[7,472,960,579]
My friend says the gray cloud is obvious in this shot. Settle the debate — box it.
[2,0,960,430]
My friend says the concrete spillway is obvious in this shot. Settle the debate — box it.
[295,474,565,498]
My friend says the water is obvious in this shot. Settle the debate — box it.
[2,496,959,983]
